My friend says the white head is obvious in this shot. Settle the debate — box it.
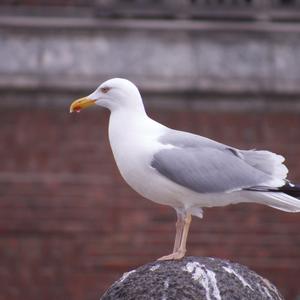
[70,78,145,113]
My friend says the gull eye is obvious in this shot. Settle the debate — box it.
[101,87,110,94]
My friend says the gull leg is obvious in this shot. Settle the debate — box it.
[176,213,192,256]
[173,211,184,252]
[158,212,192,261]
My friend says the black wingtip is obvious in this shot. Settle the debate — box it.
[245,182,300,199]
[277,182,300,199]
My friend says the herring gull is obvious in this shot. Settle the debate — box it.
[70,78,300,260]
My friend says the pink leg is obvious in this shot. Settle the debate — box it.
[158,212,192,261]
[173,211,185,252]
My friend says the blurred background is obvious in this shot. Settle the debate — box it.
[1,0,300,299]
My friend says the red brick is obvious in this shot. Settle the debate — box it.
[0,107,300,300]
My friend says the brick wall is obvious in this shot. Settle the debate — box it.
[0,106,300,300]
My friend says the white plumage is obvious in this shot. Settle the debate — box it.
[70,78,300,260]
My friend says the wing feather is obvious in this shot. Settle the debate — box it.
[152,130,286,193]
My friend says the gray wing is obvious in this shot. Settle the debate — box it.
[151,131,275,193]
[159,129,228,150]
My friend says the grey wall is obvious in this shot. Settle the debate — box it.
[1,18,300,110]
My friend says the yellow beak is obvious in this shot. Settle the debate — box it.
[69,97,96,113]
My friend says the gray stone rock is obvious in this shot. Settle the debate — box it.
[100,256,284,300]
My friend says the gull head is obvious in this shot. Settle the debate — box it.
[69,78,144,113]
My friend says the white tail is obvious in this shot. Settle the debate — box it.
[254,191,300,212]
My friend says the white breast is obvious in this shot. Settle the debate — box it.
[107,110,184,207]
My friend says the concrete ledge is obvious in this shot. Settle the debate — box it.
[3,16,300,33]
[1,16,300,109]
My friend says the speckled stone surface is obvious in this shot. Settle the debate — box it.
[100,256,284,300]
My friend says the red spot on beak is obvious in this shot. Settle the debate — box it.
[74,106,81,113]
